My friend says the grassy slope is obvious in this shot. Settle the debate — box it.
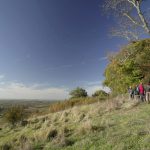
[0,97,150,150]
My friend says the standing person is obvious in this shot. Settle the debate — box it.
[145,81,150,103]
[133,85,139,100]
[138,82,145,102]
[128,86,134,100]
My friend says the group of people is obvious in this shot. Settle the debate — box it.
[128,81,150,102]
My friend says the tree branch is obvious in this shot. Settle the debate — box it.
[135,1,150,34]
[123,12,141,26]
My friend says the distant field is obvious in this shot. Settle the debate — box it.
[0,99,58,127]
[0,99,57,107]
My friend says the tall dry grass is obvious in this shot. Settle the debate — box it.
[49,97,102,113]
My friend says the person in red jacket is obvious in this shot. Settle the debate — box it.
[138,82,145,101]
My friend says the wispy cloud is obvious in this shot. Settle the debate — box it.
[0,82,69,100]
[98,57,107,61]
[0,78,110,99]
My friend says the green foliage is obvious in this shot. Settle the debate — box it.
[4,106,25,126]
[69,87,88,99]
[92,90,109,99]
[104,39,150,94]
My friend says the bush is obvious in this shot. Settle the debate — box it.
[92,90,109,100]
[69,87,88,99]
[4,106,26,126]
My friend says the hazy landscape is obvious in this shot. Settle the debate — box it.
[0,0,150,150]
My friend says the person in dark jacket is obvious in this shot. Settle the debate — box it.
[133,85,139,100]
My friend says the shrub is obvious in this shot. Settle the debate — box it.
[92,90,109,100]
[69,87,88,99]
[4,105,25,126]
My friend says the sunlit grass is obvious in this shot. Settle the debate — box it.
[0,96,150,150]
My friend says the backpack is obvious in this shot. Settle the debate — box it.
[147,85,150,92]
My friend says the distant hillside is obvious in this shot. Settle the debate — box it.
[0,96,150,150]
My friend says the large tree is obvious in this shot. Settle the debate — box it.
[103,0,150,41]
[103,39,150,94]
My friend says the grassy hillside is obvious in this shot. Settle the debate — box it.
[0,97,150,150]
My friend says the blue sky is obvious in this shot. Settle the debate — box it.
[0,0,149,99]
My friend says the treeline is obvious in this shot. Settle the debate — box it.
[49,88,109,113]
[103,39,150,95]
